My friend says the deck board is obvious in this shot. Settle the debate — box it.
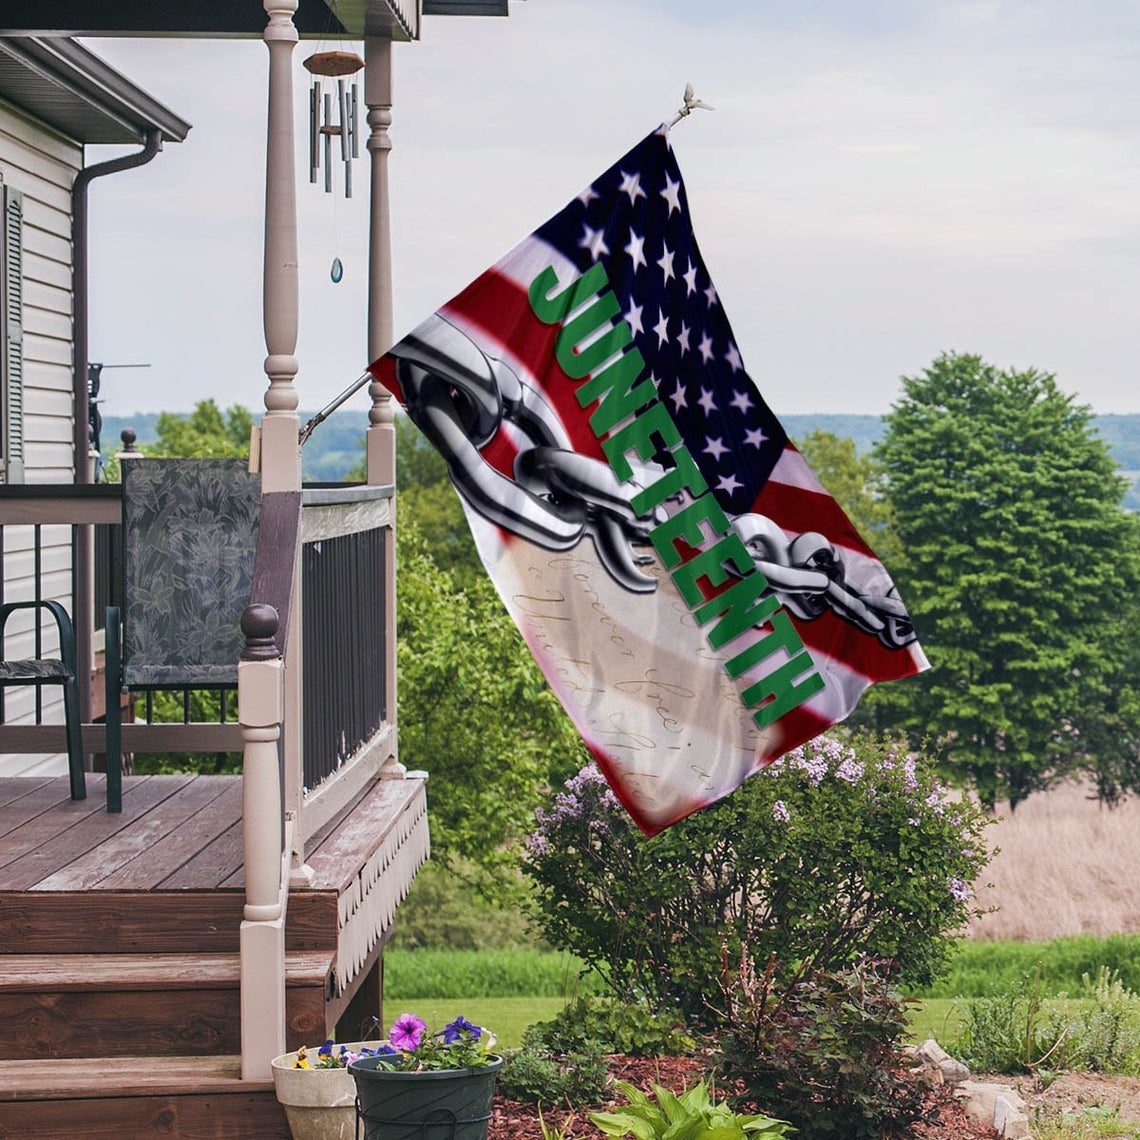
[0,776,195,891]
[48,777,242,891]
[162,817,244,890]
[0,781,104,848]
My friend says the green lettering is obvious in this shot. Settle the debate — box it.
[557,307,630,379]
[670,534,755,608]
[555,292,621,377]
[725,609,806,679]
[576,348,655,435]
[745,651,826,728]
[528,262,609,325]
[602,401,680,481]
[694,572,779,649]
[649,493,730,569]
[631,446,708,514]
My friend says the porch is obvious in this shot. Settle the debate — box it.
[0,770,427,1137]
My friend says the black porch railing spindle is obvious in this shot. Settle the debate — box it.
[301,525,386,791]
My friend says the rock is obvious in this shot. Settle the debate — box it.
[915,1038,970,1085]
[994,1093,1031,1138]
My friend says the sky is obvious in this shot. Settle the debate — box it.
[81,0,1140,419]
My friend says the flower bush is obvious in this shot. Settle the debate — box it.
[293,1014,498,1072]
[713,952,933,1139]
[524,731,992,1020]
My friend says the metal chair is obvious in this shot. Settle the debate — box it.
[104,457,261,812]
[0,599,85,800]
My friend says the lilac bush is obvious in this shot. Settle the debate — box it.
[524,732,991,1020]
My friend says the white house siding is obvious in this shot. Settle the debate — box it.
[0,98,80,776]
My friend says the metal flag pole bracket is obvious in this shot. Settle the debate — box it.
[666,83,714,129]
[299,371,373,446]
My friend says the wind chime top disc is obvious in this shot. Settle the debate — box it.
[303,50,364,77]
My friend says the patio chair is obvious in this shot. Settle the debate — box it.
[0,599,85,800]
[104,457,261,812]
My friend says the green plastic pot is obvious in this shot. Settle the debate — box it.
[347,1054,504,1140]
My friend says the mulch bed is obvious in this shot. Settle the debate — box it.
[488,1055,1001,1139]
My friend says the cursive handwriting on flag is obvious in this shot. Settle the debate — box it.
[369,127,928,835]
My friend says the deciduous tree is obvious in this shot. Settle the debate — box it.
[867,352,1140,809]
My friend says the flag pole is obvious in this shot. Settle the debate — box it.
[666,83,715,129]
[298,371,373,445]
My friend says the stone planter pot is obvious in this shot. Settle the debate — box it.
[271,1043,376,1140]
[348,1054,505,1140]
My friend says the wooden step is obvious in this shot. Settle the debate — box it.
[0,951,336,1060]
[0,1055,290,1139]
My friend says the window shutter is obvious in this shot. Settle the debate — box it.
[3,185,25,484]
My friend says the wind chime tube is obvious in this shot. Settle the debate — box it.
[309,84,320,183]
[338,79,349,161]
[323,91,333,194]
[349,84,359,160]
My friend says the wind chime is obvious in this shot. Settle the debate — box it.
[304,49,364,282]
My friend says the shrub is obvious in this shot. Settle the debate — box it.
[950,964,1140,1075]
[498,1043,609,1107]
[524,731,991,1019]
[713,952,933,1140]
[523,997,696,1058]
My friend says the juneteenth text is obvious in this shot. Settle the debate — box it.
[528,260,826,732]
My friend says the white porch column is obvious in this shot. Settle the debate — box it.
[365,35,400,759]
[262,0,302,493]
[365,35,395,486]
[238,605,287,1079]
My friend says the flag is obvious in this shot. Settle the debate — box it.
[370,127,928,836]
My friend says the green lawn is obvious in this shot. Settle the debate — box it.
[380,995,966,1052]
[381,996,569,1050]
[908,998,961,1044]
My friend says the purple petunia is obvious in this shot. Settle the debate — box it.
[442,1015,482,1043]
[390,1012,427,1051]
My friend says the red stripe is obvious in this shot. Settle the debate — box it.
[368,355,402,403]
[793,609,922,684]
[443,269,609,463]
[754,456,880,563]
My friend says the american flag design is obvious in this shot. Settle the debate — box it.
[370,127,928,835]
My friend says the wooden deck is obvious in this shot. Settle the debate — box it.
[0,771,430,1138]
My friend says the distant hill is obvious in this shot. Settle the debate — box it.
[101,409,1140,510]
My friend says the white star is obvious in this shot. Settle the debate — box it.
[656,243,675,283]
[676,322,691,355]
[745,426,769,448]
[683,259,698,295]
[704,436,729,462]
[717,472,744,496]
[653,308,670,347]
[698,387,716,415]
[579,224,610,261]
[730,389,753,414]
[577,184,599,207]
[625,299,644,337]
[618,169,646,204]
[660,173,682,215]
[669,383,688,412]
[704,281,719,307]
[725,342,744,373]
[697,333,715,363]
[624,230,647,272]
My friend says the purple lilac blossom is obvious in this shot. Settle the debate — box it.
[948,877,974,902]
[772,800,790,823]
